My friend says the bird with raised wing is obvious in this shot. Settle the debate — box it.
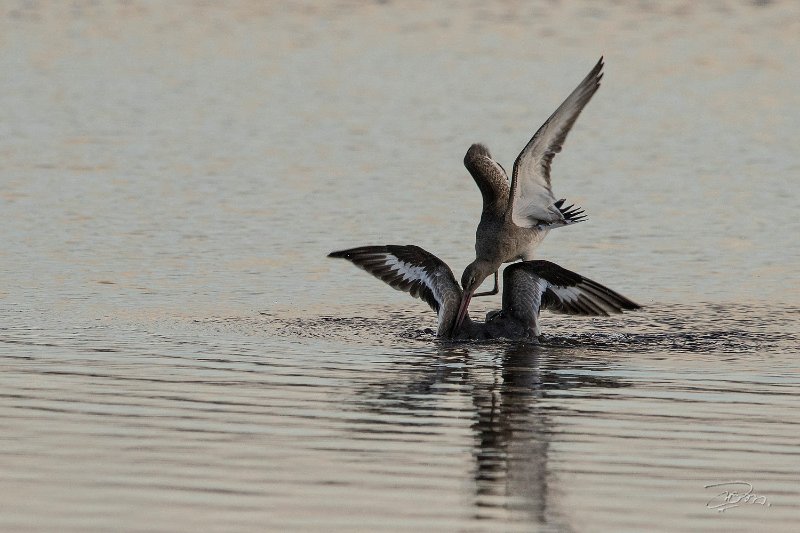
[328,244,639,340]
[457,57,604,332]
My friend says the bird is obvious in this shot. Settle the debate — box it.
[457,57,605,333]
[328,244,639,340]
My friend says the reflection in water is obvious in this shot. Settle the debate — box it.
[469,344,553,525]
[353,342,631,530]
[471,344,630,530]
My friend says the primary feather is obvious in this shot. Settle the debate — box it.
[328,245,462,335]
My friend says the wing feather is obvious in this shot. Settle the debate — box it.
[503,260,640,329]
[328,245,462,335]
[507,57,604,227]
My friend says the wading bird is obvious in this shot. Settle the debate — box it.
[458,57,605,333]
[328,244,639,340]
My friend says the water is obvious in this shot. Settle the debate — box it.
[2,1,799,531]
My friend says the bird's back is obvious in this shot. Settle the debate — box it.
[475,214,548,265]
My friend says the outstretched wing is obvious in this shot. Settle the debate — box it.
[503,260,640,330]
[463,143,510,215]
[328,245,462,334]
[507,57,604,227]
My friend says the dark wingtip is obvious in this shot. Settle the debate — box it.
[592,57,604,86]
[558,201,587,223]
[328,250,348,258]
[613,293,641,311]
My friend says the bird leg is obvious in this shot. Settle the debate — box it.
[473,271,499,297]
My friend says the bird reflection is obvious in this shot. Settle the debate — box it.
[351,342,628,530]
[471,343,550,523]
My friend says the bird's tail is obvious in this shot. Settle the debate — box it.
[555,198,587,223]
[537,199,587,229]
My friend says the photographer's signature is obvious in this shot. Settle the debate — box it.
[705,481,771,512]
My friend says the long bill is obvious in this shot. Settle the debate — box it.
[450,292,473,338]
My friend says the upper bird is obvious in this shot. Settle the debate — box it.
[456,57,605,332]
[328,244,639,340]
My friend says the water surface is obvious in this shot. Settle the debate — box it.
[1,2,799,531]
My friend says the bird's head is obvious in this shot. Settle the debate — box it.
[451,259,494,336]
[460,259,494,294]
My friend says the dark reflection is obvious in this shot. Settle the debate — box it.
[472,344,551,523]
[469,344,626,529]
[352,342,628,530]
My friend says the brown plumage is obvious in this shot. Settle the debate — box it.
[457,57,605,333]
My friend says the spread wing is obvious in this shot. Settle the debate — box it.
[463,143,509,214]
[502,260,640,332]
[328,245,462,335]
[507,57,603,227]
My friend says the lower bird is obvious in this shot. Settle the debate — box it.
[328,245,639,340]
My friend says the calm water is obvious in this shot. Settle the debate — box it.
[2,2,799,531]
